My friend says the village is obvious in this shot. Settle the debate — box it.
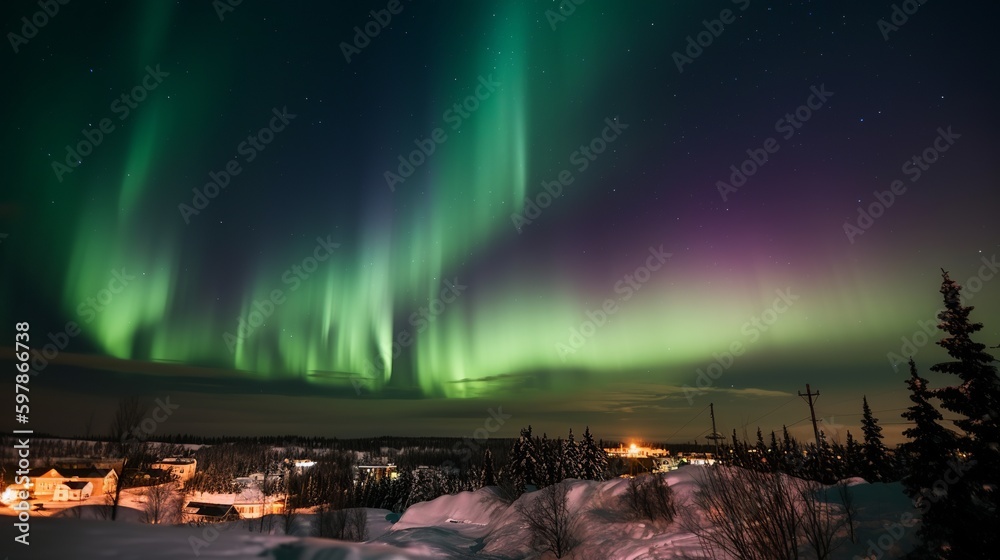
[1,442,717,524]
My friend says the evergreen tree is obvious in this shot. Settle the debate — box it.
[481,448,496,487]
[766,431,781,472]
[580,427,607,480]
[508,427,529,492]
[540,432,556,487]
[563,429,581,479]
[928,270,1000,559]
[844,430,863,479]
[901,358,958,557]
[860,396,890,482]
[520,426,544,488]
[553,437,567,484]
[780,425,800,473]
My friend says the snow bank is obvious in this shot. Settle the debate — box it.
[1,467,923,559]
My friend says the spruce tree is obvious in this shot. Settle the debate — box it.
[901,358,957,557]
[521,426,544,488]
[563,429,581,479]
[580,427,607,480]
[768,431,781,471]
[481,448,496,487]
[860,396,890,482]
[928,270,1000,558]
[844,430,863,479]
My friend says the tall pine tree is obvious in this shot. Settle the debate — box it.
[580,426,607,480]
[900,357,958,558]
[563,429,581,479]
[481,448,496,487]
[927,270,1000,558]
[860,396,890,482]
[844,430,863,479]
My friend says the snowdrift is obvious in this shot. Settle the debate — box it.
[3,466,921,559]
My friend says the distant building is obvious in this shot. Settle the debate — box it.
[53,481,93,502]
[151,458,197,486]
[25,467,117,497]
[182,502,239,523]
[232,477,284,518]
[285,459,316,474]
[675,452,716,467]
[604,443,670,459]
[355,464,398,482]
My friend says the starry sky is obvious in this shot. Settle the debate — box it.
[2,1,998,445]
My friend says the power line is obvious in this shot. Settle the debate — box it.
[666,404,710,442]
[741,397,798,429]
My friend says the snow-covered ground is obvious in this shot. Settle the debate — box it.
[1,467,919,559]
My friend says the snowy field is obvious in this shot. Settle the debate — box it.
[1,467,920,559]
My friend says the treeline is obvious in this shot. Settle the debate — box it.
[719,394,899,484]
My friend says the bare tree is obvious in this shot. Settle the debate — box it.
[798,479,847,559]
[835,479,858,544]
[315,504,367,541]
[280,476,299,536]
[683,466,800,560]
[515,481,577,558]
[109,397,149,521]
[684,466,848,560]
[622,474,676,523]
[139,481,183,524]
[95,488,115,520]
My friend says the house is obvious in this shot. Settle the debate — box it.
[355,464,398,482]
[231,477,284,518]
[28,468,64,495]
[53,481,93,502]
[604,443,670,458]
[151,458,197,486]
[25,467,117,496]
[58,468,119,495]
[182,502,239,523]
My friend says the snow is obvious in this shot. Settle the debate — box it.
[1,467,921,559]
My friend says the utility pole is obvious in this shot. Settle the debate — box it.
[798,384,823,467]
[706,403,725,460]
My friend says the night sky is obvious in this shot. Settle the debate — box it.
[2,1,998,445]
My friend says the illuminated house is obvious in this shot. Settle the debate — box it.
[53,481,93,502]
[151,458,197,486]
[604,443,670,458]
[355,464,398,482]
[23,467,118,497]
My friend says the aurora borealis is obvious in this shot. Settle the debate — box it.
[2,1,999,443]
